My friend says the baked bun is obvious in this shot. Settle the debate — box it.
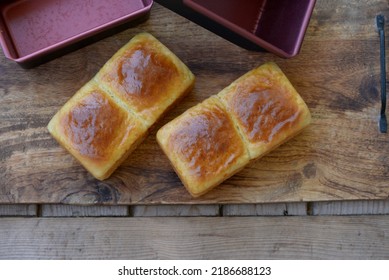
[157,97,250,197]
[217,62,311,159]
[157,62,311,197]
[48,33,195,180]
[95,33,195,126]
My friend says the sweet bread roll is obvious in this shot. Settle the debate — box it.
[157,62,311,197]
[217,62,311,159]
[48,33,195,180]
[95,33,195,127]
[47,82,148,180]
[157,97,250,197]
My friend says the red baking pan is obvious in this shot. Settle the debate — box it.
[158,0,315,58]
[183,0,316,58]
[0,0,153,68]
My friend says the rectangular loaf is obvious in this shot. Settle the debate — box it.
[48,33,195,180]
[157,62,311,197]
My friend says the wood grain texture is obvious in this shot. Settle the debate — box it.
[41,205,129,217]
[0,216,388,259]
[1,1,389,204]
[312,200,389,215]
[0,204,37,216]
[132,205,220,216]
[223,203,307,216]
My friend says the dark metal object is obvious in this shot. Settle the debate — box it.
[377,14,387,133]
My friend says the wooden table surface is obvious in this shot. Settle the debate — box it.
[0,0,389,260]
[1,0,389,205]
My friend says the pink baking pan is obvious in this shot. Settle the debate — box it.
[182,0,316,58]
[0,0,153,68]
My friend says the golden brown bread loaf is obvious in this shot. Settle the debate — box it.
[157,62,311,197]
[48,33,195,180]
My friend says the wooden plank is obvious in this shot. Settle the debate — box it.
[0,216,388,259]
[312,200,389,215]
[0,204,37,216]
[41,205,129,217]
[132,205,220,217]
[1,1,389,205]
[223,203,307,216]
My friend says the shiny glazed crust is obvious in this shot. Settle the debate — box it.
[157,97,250,197]
[217,62,311,160]
[48,33,195,180]
[95,33,195,127]
[157,62,311,197]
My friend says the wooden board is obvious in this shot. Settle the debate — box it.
[0,216,388,259]
[223,203,308,216]
[311,200,389,215]
[1,1,389,205]
[40,205,129,217]
[132,204,220,217]
[0,204,37,216]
